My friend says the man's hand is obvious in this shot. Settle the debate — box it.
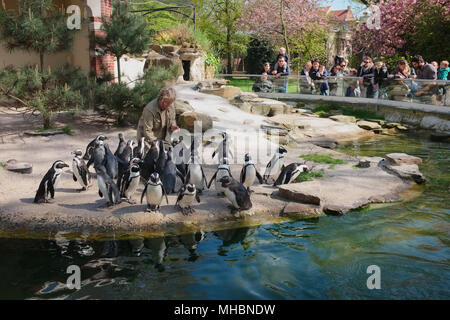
[275,73,281,78]
[171,124,180,132]
[415,91,422,97]
[272,70,277,75]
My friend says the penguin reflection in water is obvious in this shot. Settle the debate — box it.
[34,160,69,203]
[71,149,92,192]
[141,172,169,212]
[219,176,252,215]
[176,183,201,215]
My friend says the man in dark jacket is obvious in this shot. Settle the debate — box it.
[271,56,290,93]
[411,55,437,102]
[357,56,375,98]
[374,61,389,99]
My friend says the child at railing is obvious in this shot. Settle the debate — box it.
[345,69,361,97]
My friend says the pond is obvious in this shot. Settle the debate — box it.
[0,132,448,299]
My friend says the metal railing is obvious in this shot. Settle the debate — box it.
[216,74,450,107]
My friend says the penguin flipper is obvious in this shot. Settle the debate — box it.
[207,171,217,189]
[141,184,148,204]
[49,181,55,199]
[176,168,185,184]
[240,166,245,183]
[284,171,293,185]
[99,190,103,198]
[273,166,286,186]
[161,184,169,205]
[175,187,184,205]
[255,169,264,184]
[73,173,77,182]
[201,166,208,186]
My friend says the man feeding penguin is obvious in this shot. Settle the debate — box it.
[32,87,310,217]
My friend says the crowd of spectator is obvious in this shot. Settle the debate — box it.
[252,50,450,105]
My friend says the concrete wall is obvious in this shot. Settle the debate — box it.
[0,0,90,74]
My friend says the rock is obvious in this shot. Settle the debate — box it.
[329,115,357,123]
[385,122,401,129]
[310,139,338,149]
[200,86,242,98]
[395,125,408,131]
[267,104,285,116]
[379,159,425,184]
[243,119,254,125]
[173,100,194,117]
[278,185,321,205]
[357,120,381,130]
[385,153,422,166]
[161,44,179,54]
[430,132,450,142]
[24,130,65,137]
[420,116,450,132]
[235,102,252,113]
[144,50,182,72]
[6,159,32,174]
[281,202,321,217]
[196,79,228,90]
[357,160,371,168]
[178,112,213,132]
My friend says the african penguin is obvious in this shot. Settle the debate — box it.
[219,176,252,215]
[141,172,169,212]
[34,160,69,203]
[263,146,287,183]
[172,136,189,178]
[155,140,167,175]
[120,161,141,203]
[114,133,127,157]
[212,131,234,163]
[176,183,201,215]
[95,165,121,206]
[117,140,135,189]
[71,149,92,191]
[89,139,106,170]
[161,148,185,194]
[141,140,159,182]
[133,137,146,160]
[240,153,263,192]
[274,163,309,186]
[84,134,107,164]
[208,157,233,196]
[186,150,208,194]
[104,143,118,180]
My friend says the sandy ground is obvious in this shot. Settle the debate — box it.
[0,85,417,235]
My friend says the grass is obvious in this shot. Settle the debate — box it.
[226,77,299,93]
[313,104,384,120]
[300,153,348,165]
[62,125,74,136]
[294,170,324,182]
[0,162,6,168]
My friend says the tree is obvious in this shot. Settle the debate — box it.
[352,0,450,61]
[0,0,74,72]
[245,37,276,74]
[239,0,325,56]
[96,1,151,83]
[289,27,328,72]
[195,0,248,74]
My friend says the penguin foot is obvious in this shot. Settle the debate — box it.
[247,187,254,193]
[127,199,136,205]
[189,207,196,214]
[181,207,189,216]
[216,192,225,197]
[77,187,86,192]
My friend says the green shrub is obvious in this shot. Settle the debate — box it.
[300,154,348,165]
[294,170,324,182]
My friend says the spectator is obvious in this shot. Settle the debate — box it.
[300,61,314,94]
[300,61,312,76]
[330,64,342,76]
[340,60,350,76]
[411,55,437,101]
[252,62,274,93]
[374,61,389,99]
[261,62,272,75]
[309,59,329,95]
[271,56,290,93]
[437,60,449,80]
[357,56,375,98]
[345,68,360,97]
[276,47,289,65]
[334,50,345,67]
[393,59,412,79]
[431,61,439,71]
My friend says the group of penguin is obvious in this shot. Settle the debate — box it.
[33,131,309,215]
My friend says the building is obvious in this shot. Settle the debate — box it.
[320,6,356,68]
[0,0,115,76]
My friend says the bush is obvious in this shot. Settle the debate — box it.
[153,23,211,52]
[245,37,276,75]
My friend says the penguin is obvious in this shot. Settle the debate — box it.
[90,139,106,170]
[34,160,69,203]
[95,165,121,206]
[71,149,92,191]
[114,133,127,157]
[104,143,118,180]
[207,157,233,196]
[133,137,146,160]
[117,140,134,189]
[273,163,309,186]
[84,134,107,165]
[141,172,169,212]
[263,146,288,183]
[120,161,141,203]
[141,140,159,182]
[240,153,263,192]
[212,131,233,163]
[185,147,208,194]
[155,140,167,175]
[219,176,252,215]
[161,148,185,194]
[172,136,189,177]
[176,183,201,215]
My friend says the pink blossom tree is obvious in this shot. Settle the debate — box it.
[239,0,326,56]
[352,0,450,59]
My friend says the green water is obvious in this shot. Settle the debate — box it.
[0,133,448,299]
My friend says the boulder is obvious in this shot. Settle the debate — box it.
[144,50,182,72]
[173,100,194,117]
[357,120,381,130]
[310,139,338,149]
[281,202,321,218]
[197,78,229,90]
[161,44,179,54]
[200,86,242,98]
[278,185,321,205]
[379,159,425,184]
[329,115,357,123]
[6,159,32,174]
[178,112,213,133]
[385,153,422,166]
